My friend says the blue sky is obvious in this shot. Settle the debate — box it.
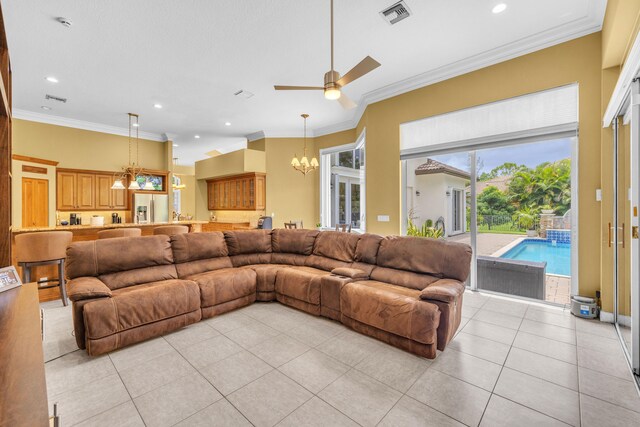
[429,138,573,174]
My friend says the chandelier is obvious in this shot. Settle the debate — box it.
[291,114,318,176]
[111,113,155,190]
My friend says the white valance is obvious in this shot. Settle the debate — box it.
[400,84,578,157]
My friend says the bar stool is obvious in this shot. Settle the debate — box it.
[97,228,142,239]
[15,231,73,306]
[153,225,189,236]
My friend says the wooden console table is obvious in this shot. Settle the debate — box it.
[0,282,49,426]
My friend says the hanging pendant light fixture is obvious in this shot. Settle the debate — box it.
[291,114,318,176]
[172,158,187,190]
[111,113,153,190]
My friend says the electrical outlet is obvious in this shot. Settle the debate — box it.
[377,215,390,222]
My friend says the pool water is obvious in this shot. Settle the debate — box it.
[501,239,571,276]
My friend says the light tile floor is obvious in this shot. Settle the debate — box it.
[42,292,640,427]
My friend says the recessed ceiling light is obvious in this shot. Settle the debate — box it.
[153,103,163,109]
[41,106,51,110]
[173,144,179,147]
[194,135,200,139]
[492,3,507,14]
[224,122,231,126]
[45,76,58,83]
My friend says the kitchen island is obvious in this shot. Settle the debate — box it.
[11,220,208,302]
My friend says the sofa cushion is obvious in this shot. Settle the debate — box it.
[99,264,178,291]
[312,231,360,263]
[369,266,439,291]
[275,266,330,305]
[170,232,228,263]
[189,267,257,307]
[331,267,369,279]
[243,264,291,293]
[376,236,472,282]
[174,257,233,278]
[271,253,308,266]
[341,280,440,345]
[224,230,272,255]
[305,254,352,272]
[354,233,383,264]
[67,235,174,279]
[272,229,319,255]
[82,279,200,340]
[230,253,272,267]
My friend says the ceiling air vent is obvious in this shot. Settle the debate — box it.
[380,1,411,25]
[45,94,67,103]
[234,89,254,99]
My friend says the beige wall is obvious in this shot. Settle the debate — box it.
[262,137,317,228]
[13,119,167,171]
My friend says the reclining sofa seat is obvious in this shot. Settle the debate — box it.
[170,231,257,319]
[66,229,471,358]
[65,235,201,355]
[340,236,471,358]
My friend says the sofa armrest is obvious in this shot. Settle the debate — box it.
[331,267,369,279]
[420,278,465,303]
[67,277,112,302]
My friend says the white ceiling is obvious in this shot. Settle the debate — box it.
[2,0,606,165]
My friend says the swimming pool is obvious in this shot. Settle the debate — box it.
[500,239,571,276]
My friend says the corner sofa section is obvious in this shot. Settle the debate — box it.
[66,229,471,358]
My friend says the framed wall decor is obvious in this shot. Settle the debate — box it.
[0,265,22,293]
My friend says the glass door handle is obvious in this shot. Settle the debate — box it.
[609,222,613,248]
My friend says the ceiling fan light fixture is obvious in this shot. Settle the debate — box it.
[324,87,341,100]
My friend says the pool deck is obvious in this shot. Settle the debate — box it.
[448,232,571,306]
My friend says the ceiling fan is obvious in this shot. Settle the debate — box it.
[274,0,381,110]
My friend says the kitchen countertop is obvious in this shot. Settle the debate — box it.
[12,220,208,233]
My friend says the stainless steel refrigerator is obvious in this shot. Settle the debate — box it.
[133,193,169,223]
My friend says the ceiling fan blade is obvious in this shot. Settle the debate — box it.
[336,56,381,87]
[337,92,357,110]
[274,85,324,90]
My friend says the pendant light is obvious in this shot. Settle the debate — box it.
[291,114,318,175]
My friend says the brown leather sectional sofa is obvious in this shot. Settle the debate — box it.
[66,229,471,358]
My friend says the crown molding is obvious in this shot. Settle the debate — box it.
[13,109,166,142]
[315,5,604,137]
[246,129,317,141]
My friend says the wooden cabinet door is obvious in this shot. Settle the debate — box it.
[111,186,127,210]
[56,171,77,210]
[94,174,113,210]
[255,174,266,210]
[22,178,48,227]
[76,173,95,209]
[229,178,237,209]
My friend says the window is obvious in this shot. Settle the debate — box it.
[320,131,365,231]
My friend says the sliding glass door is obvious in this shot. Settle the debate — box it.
[402,136,575,305]
[610,84,640,377]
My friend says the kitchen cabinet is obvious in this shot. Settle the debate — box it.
[56,170,95,210]
[207,172,266,211]
[95,174,127,210]
[57,168,129,211]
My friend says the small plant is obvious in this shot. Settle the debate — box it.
[425,219,433,227]
[407,218,444,239]
[514,207,537,231]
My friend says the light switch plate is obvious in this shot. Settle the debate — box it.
[377,215,390,222]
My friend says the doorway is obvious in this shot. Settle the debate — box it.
[22,177,48,228]
[450,188,465,235]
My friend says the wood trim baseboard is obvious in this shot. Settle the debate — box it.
[12,154,58,166]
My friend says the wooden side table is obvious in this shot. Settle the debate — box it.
[0,282,50,426]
